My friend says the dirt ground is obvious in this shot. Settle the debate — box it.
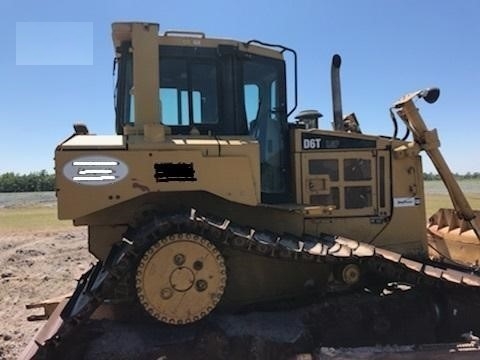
[0,227,94,360]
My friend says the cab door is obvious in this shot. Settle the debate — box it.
[242,55,291,204]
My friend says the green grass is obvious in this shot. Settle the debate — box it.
[0,206,72,232]
[425,193,480,216]
[1,189,479,233]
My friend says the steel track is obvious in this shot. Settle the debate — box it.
[24,209,480,359]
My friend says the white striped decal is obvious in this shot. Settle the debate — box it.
[63,156,128,185]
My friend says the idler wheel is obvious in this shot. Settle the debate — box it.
[341,263,361,285]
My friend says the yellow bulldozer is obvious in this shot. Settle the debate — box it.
[22,22,480,359]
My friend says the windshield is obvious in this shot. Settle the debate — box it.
[115,45,286,135]
[159,58,219,126]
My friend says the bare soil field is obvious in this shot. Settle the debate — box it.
[0,193,94,359]
[0,229,94,359]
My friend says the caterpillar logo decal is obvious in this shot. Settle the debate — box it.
[63,156,128,185]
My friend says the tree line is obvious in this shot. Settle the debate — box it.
[0,170,479,192]
[0,171,55,192]
[423,172,480,181]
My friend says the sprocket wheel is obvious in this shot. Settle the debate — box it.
[135,232,226,324]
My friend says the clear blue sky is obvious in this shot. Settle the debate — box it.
[1,0,479,174]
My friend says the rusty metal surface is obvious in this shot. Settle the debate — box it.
[25,295,70,321]
[428,208,480,241]
[428,208,480,266]
[19,299,67,360]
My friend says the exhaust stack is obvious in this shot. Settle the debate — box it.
[331,54,343,131]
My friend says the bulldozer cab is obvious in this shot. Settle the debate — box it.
[114,24,291,203]
[116,25,291,203]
